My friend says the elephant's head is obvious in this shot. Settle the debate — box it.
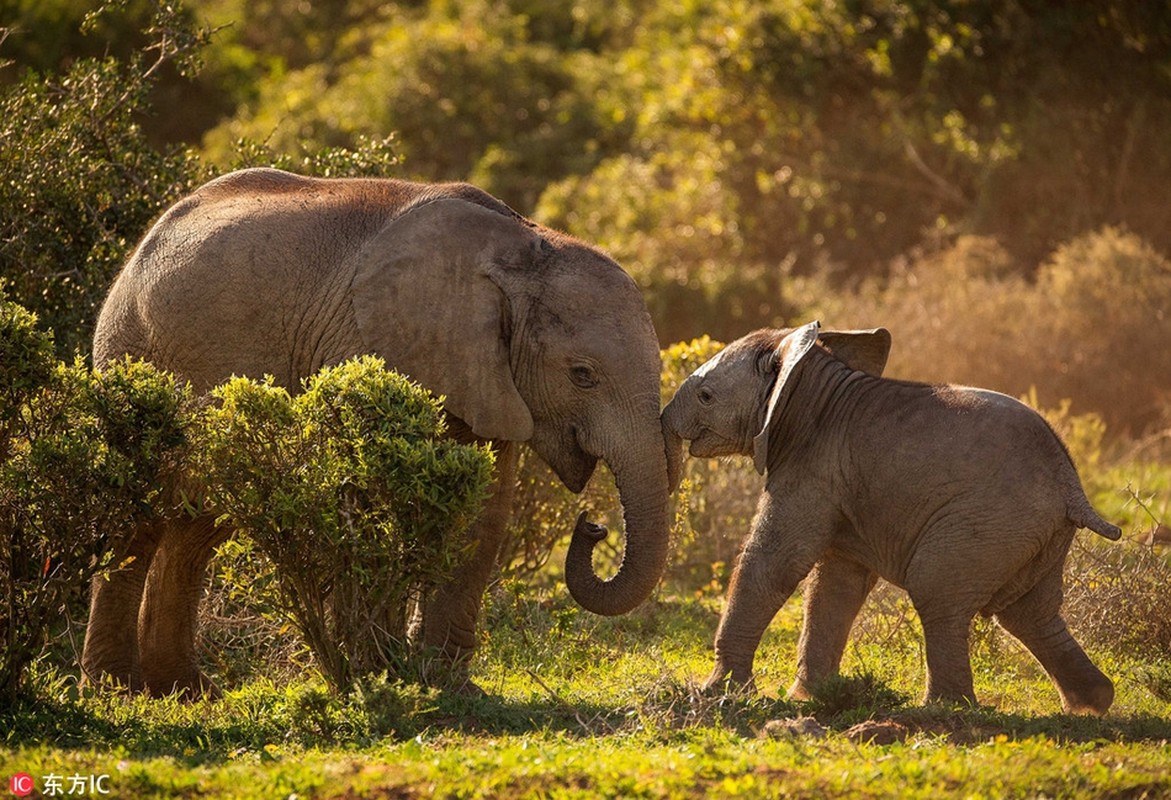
[350,196,678,616]
[662,322,891,474]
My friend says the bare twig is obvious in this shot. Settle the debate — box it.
[901,138,971,209]
[1124,482,1165,528]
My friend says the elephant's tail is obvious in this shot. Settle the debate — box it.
[1065,490,1122,541]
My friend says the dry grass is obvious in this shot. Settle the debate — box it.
[813,228,1171,436]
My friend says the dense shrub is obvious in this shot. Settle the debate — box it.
[0,295,190,704]
[192,357,496,691]
[198,536,308,688]
[0,3,208,357]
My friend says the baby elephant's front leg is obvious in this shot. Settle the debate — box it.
[788,554,878,700]
[704,507,828,692]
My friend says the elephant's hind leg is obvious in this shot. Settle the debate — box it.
[81,520,163,690]
[137,515,227,698]
[994,565,1113,715]
[915,605,978,707]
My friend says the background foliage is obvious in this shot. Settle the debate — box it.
[3,0,1169,434]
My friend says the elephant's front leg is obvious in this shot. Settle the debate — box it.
[787,553,878,700]
[418,442,518,692]
[704,497,832,692]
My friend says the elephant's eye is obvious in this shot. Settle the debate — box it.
[570,364,599,389]
[698,387,714,405]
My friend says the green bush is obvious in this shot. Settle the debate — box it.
[192,356,496,692]
[199,536,308,688]
[0,3,208,358]
[0,295,190,704]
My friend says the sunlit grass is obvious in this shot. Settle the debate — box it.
[6,581,1171,798]
[5,462,1170,798]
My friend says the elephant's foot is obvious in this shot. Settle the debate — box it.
[921,687,979,709]
[446,676,489,698]
[701,662,755,695]
[416,647,488,696]
[785,676,813,701]
[79,655,142,694]
[142,665,221,701]
[80,628,144,693]
[1058,672,1114,716]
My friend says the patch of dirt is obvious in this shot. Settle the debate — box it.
[843,719,909,745]
[758,716,827,739]
[756,712,1015,745]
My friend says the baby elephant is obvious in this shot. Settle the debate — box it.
[662,321,1120,715]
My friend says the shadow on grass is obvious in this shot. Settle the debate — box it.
[5,681,1170,766]
[877,704,1171,746]
[756,671,1171,746]
[0,687,628,766]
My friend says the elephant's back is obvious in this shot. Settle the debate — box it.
[94,171,404,388]
[94,170,531,389]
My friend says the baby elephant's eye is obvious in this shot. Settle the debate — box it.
[570,364,599,389]
[698,387,714,405]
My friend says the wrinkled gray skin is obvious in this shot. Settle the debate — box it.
[83,168,679,697]
[662,321,1120,715]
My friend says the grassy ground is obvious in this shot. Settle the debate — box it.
[4,580,1171,799]
[4,457,1170,798]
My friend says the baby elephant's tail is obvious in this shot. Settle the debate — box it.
[1066,490,1122,541]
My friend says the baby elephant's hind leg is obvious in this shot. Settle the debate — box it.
[916,606,978,706]
[994,563,1114,715]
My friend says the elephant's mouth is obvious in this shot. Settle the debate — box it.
[536,424,598,493]
[688,428,742,459]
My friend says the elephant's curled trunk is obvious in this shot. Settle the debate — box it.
[563,421,678,616]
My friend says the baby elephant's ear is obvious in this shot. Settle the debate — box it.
[818,328,892,376]
[753,321,820,475]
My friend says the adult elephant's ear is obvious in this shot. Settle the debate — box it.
[819,328,892,376]
[351,198,535,441]
[753,321,820,475]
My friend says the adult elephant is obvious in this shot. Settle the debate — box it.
[82,167,678,697]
